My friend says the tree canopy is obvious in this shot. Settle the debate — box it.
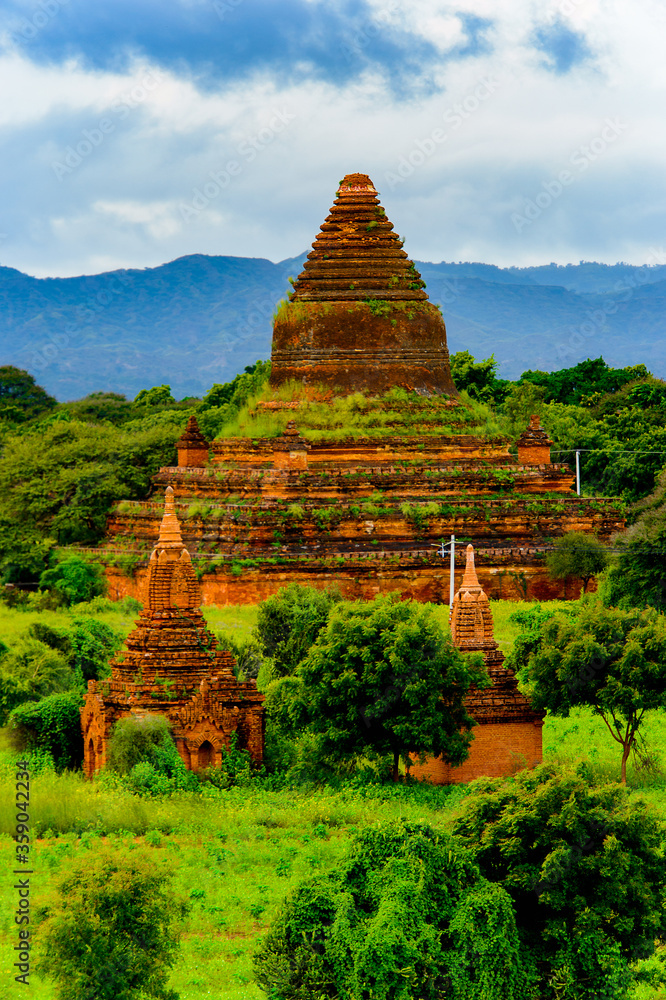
[0,365,57,421]
[254,582,342,680]
[254,820,530,1000]
[603,465,666,610]
[267,596,488,781]
[510,601,666,782]
[520,357,650,406]
[454,763,666,999]
[546,531,608,596]
[38,848,187,1000]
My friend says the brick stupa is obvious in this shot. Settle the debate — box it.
[411,544,544,784]
[270,173,458,396]
[81,486,264,777]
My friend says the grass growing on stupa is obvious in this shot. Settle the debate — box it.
[214,382,507,443]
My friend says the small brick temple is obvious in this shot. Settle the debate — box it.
[81,487,264,778]
[411,543,544,783]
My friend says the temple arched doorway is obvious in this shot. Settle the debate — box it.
[198,740,214,769]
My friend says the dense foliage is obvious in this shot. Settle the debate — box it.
[0,365,56,421]
[546,531,609,595]
[254,582,342,680]
[7,690,84,770]
[39,554,108,606]
[510,602,666,782]
[38,848,187,1000]
[254,819,531,1000]
[454,763,666,1000]
[266,595,488,781]
[603,466,666,610]
[0,614,121,725]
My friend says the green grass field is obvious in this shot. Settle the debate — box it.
[1,597,665,998]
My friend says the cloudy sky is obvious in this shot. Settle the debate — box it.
[1,0,665,278]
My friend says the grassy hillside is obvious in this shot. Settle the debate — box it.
[0,598,665,998]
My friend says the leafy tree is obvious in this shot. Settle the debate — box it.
[449,351,510,404]
[197,360,271,439]
[520,357,650,406]
[0,365,56,421]
[60,391,133,425]
[501,381,547,434]
[0,639,73,724]
[39,554,108,606]
[107,714,175,776]
[269,596,487,781]
[38,848,187,1000]
[0,414,181,581]
[546,531,608,595]
[254,820,531,1000]
[215,629,265,680]
[510,601,666,782]
[68,616,123,682]
[603,465,666,610]
[7,691,84,771]
[133,384,175,407]
[255,583,342,681]
[454,763,666,1000]
[27,621,73,657]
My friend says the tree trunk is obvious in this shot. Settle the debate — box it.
[621,742,631,785]
[392,749,400,783]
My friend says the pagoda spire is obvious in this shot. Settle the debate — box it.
[270,172,458,396]
[156,486,184,549]
[450,544,498,652]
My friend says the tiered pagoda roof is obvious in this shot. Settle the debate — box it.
[270,172,457,396]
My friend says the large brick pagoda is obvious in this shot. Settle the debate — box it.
[270,172,457,396]
[81,487,264,778]
[98,173,624,606]
[411,544,543,784]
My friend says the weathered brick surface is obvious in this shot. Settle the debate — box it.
[411,544,544,784]
[270,173,458,396]
[81,487,264,778]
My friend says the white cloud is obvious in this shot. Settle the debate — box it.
[1,2,666,275]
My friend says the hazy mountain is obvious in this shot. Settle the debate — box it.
[1,255,664,400]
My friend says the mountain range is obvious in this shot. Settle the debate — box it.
[2,255,665,400]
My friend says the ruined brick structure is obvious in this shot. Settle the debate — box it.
[411,545,544,784]
[81,487,264,778]
[98,175,624,606]
[270,173,458,396]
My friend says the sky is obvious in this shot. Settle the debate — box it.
[1,0,665,278]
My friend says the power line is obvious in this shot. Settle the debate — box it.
[551,449,666,455]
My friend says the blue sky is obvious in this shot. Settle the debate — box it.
[1,0,665,277]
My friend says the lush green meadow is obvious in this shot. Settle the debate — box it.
[1,598,665,998]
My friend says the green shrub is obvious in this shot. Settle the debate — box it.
[453,763,666,1000]
[38,847,187,999]
[7,691,84,771]
[253,820,531,1000]
[39,554,108,606]
[107,714,175,776]
[0,639,73,724]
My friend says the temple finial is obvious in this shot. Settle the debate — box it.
[461,544,481,589]
[157,486,184,548]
